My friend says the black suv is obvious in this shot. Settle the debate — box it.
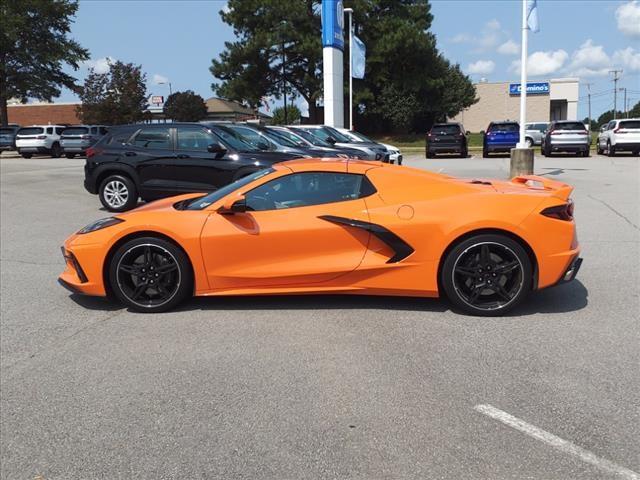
[84,123,302,212]
[426,123,468,158]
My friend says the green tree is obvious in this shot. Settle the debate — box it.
[628,100,640,119]
[211,0,476,133]
[595,109,623,128]
[0,0,89,125]
[77,60,148,125]
[271,104,301,125]
[164,90,208,121]
[210,0,322,120]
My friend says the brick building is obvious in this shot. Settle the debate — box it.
[7,102,82,126]
[450,78,579,132]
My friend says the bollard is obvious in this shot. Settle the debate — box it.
[510,147,534,178]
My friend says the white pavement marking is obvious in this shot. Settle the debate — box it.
[474,404,640,480]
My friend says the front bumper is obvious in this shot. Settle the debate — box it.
[59,242,107,296]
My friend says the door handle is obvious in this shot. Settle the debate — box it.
[124,151,137,156]
[177,154,190,159]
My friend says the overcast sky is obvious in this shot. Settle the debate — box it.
[60,0,640,119]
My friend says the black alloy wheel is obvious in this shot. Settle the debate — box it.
[442,234,532,316]
[109,237,193,312]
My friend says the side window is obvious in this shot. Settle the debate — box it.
[99,127,108,135]
[108,130,134,145]
[90,127,97,134]
[234,128,273,150]
[132,127,172,149]
[46,127,53,134]
[55,127,65,135]
[176,127,215,151]
[608,121,616,130]
[245,172,365,211]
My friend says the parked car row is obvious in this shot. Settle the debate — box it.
[423,119,639,159]
[0,124,108,158]
[82,122,401,213]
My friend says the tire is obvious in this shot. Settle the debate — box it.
[543,143,551,157]
[596,142,603,155]
[582,148,590,158]
[607,141,615,157]
[99,174,138,212]
[460,146,468,158]
[525,137,534,148]
[65,153,76,159]
[50,142,62,158]
[21,153,32,159]
[441,233,532,316]
[482,147,489,158]
[108,236,193,313]
[426,150,434,159]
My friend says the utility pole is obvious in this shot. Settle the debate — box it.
[620,88,628,118]
[609,69,622,119]
[584,82,593,130]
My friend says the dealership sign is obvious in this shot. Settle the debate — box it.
[321,0,344,51]
[509,82,550,95]
[150,95,164,105]
[509,82,550,96]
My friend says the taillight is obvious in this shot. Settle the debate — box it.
[550,130,560,135]
[86,147,99,158]
[613,128,626,133]
[541,200,574,221]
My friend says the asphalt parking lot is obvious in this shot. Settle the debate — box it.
[1,151,638,479]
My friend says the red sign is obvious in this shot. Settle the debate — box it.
[151,95,164,105]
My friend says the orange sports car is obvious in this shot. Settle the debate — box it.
[59,158,582,316]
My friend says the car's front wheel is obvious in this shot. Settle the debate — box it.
[99,174,138,212]
[50,142,62,158]
[441,234,532,316]
[109,237,193,313]
[65,153,76,159]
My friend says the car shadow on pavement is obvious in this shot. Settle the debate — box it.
[515,279,588,315]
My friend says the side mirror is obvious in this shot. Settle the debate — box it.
[207,143,227,156]
[326,136,337,145]
[218,195,247,215]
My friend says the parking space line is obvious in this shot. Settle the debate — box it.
[474,404,640,480]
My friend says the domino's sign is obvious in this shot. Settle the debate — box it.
[509,82,550,96]
[321,0,344,51]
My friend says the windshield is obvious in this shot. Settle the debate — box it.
[17,127,44,135]
[226,125,274,150]
[261,129,299,148]
[555,122,586,131]
[0,128,17,134]
[347,131,375,143]
[431,124,461,135]
[290,128,332,147]
[209,125,257,152]
[186,168,275,210]
[268,128,309,147]
[62,127,89,135]
[321,126,353,142]
[489,123,519,132]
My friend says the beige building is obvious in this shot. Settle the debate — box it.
[451,78,579,132]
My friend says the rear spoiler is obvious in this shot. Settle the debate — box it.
[510,175,573,201]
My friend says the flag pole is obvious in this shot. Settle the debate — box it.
[345,8,354,130]
[518,0,528,147]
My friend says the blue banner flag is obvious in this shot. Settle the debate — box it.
[352,35,366,79]
[526,0,539,32]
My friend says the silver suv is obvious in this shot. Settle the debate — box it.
[541,121,590,157]
[524,122,550,147]
[60,125,108,158]
[15,125,66,158]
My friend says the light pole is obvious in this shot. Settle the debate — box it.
[344,7,354,130]
[159,81,172,97]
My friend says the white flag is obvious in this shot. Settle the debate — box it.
[352,35,366,79]
[526,0,539,32]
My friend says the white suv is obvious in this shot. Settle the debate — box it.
[596,118,640,156]
[15,125,66,158]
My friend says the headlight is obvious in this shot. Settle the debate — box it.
[77,217,124,234]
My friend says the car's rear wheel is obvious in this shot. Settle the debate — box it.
[109,237,193,313]
[65,153,76,159]
[461,146,468,158]
[596,142,603,155]
[51,142,62,158]
[21,153,32,159]
[482,147,489,158]
[441,234,532,316]
[607,141,615,157]
[99,174,138,212]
